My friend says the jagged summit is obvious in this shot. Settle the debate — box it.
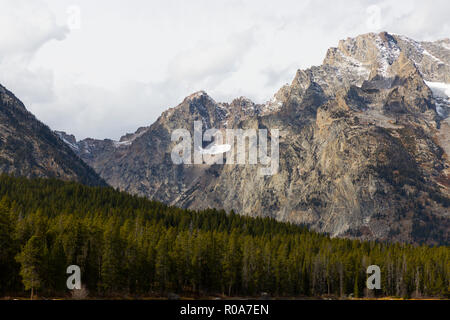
[231,96,255,105]
[324,32,449,80]
[139,32,449,125]
[165,32,450,124]
[184,90,211,101]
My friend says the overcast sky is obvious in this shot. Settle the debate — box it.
[1,0,449,140]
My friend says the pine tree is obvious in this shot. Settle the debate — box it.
[0,175,448,298]
[353,274,359,299]
[15,236,44,299]
[0,197,15,294]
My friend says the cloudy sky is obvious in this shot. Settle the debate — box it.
[1,0,449,140]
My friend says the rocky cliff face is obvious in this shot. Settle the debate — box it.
[63,32,450,244]
[0,84,105,186]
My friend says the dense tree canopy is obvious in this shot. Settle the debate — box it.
[0,175,448,298]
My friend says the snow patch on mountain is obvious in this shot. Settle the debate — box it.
[441,43,450,51]
[375,34,401,76]
[113,140,133,147]
[262,95,284,114]
[197,143,231,155]
[337,50,370,78]
[61,137,79,151]
[114,127,150,148]
[425,81,450,118]
[55,131,80,151]
[423,50,445,65]
[426,81,450,98]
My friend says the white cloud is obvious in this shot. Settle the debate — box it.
[0,0,68,59]
[0,0,449,140]
[0,0,68,110]
[168,29,256,87]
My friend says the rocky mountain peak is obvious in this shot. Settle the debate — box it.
[323,31,450,86]
[230,96,258,114]
[56,32,450,244]
[183,90,214,104]
[231,96,255,106]
[325,32,401,81]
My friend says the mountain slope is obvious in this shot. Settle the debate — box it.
[62,32,450,244]
[0,84,105,186]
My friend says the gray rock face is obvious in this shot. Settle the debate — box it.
[0,85,105,186]
[63,32,450,244]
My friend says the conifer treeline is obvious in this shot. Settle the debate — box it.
[0,175,448,298]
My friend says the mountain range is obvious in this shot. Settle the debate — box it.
[2,32,449,244]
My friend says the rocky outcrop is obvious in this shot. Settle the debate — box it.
[64,32,450,244]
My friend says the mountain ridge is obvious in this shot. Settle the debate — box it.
[0,83,106,186]
[56,31,450,244]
